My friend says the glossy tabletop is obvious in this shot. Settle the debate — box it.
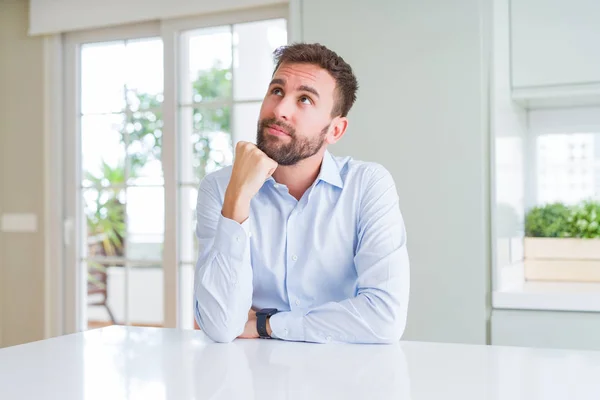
[1,326,600,399]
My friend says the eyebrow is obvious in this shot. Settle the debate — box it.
[298,85,320,99]
[269,78,320,99]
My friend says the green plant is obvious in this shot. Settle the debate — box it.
[564,201,600,238]
[525,203,571,238]
[85,160,127,258]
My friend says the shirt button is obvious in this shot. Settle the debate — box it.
[326,336,332,342]
[292,255,298,261]
[236,236,241,242]
[295,299,300,306]
[274,183,280,189]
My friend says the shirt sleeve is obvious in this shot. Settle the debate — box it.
[193,175,253,343]
[269,166,410,344]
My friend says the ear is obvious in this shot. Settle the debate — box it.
[326,116,348,145]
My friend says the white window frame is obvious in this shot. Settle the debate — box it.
[52,4,294,336]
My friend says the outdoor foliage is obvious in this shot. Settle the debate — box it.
[84,65,233,271]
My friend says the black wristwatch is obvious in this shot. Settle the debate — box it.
[256,308,278,339]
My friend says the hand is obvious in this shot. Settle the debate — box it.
[237,309,273,339]
[238,309,259,339]
[222,142,278,224]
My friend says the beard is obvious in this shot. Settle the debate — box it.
[256,118,330,166]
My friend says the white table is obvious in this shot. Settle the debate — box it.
[1,326,600,399]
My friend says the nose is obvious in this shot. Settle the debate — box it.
[272,95,294,121]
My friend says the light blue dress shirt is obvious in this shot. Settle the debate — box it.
[194,150,410,344]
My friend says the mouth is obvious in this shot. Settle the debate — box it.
[266,125,290,137]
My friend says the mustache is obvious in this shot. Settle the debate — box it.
[259,118,295,137]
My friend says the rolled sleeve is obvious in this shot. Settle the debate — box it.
[269,309,306,342]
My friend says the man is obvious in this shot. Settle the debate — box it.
[193,43,409,344]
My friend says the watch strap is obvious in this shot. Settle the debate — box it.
[257,313,270,338]
[256,308,278,339]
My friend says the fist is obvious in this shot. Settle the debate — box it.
[228,141,278,201]
[222,142,277,224]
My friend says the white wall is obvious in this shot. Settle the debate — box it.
[29,0,286,35]
[0,0,46,347]
[302,0,492,344]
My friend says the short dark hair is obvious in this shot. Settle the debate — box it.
[272,43,358,118]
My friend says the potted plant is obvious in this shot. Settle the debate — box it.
[524,201,600,282]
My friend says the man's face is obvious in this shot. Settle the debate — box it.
[256,62,339,166]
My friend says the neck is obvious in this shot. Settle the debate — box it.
[272,150,326,201]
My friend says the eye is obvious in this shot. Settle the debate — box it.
[299,96,312,105]
[271,87,283,96]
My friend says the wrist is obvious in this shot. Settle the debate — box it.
[256,308,278,339]
[222,189,251,224]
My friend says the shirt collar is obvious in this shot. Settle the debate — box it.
[264,150,344,189]
[316,150,344,189]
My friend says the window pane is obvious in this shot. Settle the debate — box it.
[537,133,598,205]
[233,102,261,145]
[81,41,126,114]
[128,264,164,327]
[233,18,287,101]
[126,109,164,185]
[182,26,232,104]
[126,186,164,261]
[81,114,126,188]
[124,38,164,111]
[179,107,233,185]
[83,188,127,259]
[179,263,195,330]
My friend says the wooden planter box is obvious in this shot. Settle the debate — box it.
[524,238,600,283]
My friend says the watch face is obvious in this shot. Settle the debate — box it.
[257,308,278,316]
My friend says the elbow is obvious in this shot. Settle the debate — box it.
[371,311,407,344]
[196,315,243,343]
[195,311,244,343]
[372,324,404,344]
[194,302,245,343]
[205,328,239,344]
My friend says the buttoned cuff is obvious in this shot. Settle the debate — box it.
[213,215,250,261]
[269,309,306,342]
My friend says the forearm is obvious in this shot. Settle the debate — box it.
[270,245,410,344]
[270,292,407,344]
[193,145,274,342]
[194,215,253,343]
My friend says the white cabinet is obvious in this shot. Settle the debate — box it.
[511,0,600,89]
[492,309,600,351]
